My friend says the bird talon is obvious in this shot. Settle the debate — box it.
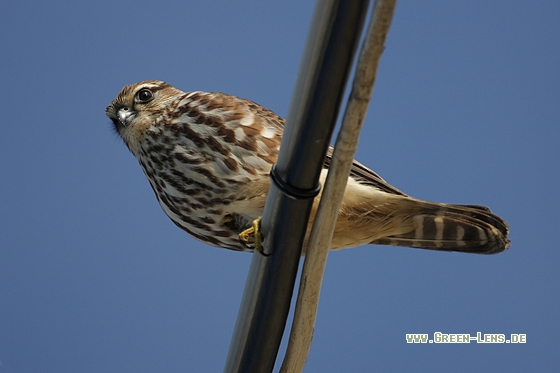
[239,217,263,253]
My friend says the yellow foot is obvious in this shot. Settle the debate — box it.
[239,217,263,253]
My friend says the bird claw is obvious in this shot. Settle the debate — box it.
[239,217,263,253]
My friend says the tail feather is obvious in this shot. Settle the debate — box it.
[371,201,510,254]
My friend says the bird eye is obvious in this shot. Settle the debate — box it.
[136,88,153,103]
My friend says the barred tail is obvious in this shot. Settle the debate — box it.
[371,202,510,254]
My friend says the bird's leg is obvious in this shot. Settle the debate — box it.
[220,214,234,225]
[239,217,263,253]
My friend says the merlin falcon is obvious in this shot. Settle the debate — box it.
[106,80,510,254]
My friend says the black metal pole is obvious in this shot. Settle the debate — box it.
[223,1,370,372]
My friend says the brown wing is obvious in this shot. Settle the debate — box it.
[323,147,408,196]
[239,99,406,197]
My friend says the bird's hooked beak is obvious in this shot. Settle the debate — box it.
[117,106,136,127]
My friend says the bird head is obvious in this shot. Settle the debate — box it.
[106,80,178,153]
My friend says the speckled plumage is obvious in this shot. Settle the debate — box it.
[106,80,510,254]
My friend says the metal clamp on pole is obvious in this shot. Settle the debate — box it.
[269,164,322,201]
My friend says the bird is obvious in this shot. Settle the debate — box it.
[106,80,510,254]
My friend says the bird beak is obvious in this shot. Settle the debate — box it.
[117,107,136,127]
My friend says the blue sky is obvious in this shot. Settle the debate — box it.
[1,1,559,372]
